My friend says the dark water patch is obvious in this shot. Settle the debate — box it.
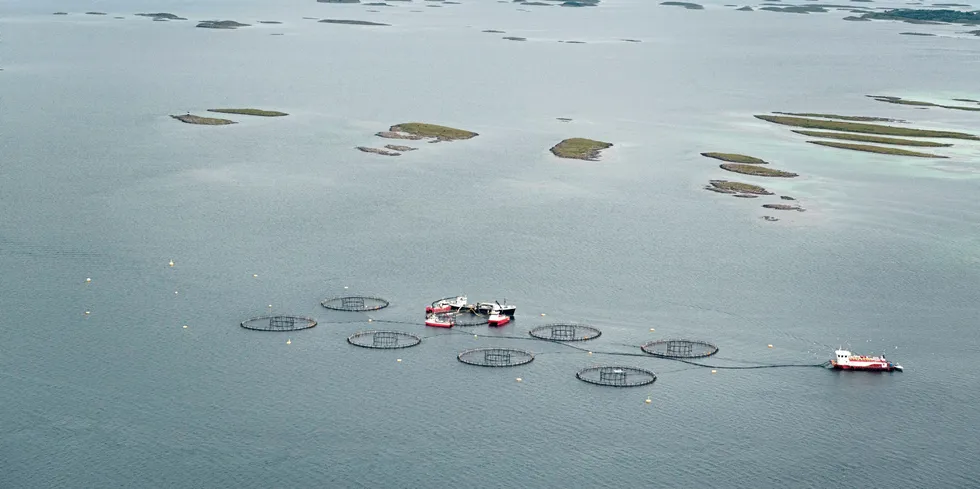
[364,2,393,5]
[319,0,361,3]
[258,20,283,24]
[503,36,528,41]
[736,6,754,10]
[621,38,642,42]
[900,31,937,34]
[482,29,506,33]
[53,12,68,15]
[560,1,598,6]
[319,18,391,25]
[661,1,705,9]
[559,40,587,43]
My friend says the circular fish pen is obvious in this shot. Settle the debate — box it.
[576,366,657,387]
[451,312,489,327]
[529,323,601,342]
[641,339,719,358]
[240,315,317,332]
[347,330,422,349]
[320,296,390,312]
[457,347,534,367]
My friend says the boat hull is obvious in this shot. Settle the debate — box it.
[488,317,511,327]
[831,362,902,372]
[425,320,453,328]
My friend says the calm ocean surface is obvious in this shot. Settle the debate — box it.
[2,0,979,487]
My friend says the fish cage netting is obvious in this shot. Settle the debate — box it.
[321,296,390,312]
[641,339,719,358]
[347,330,422,349]
[240,315,317,332]
[457,347,534,367]
[451,312,489,327]
[576,366,657,387]
[529,323,602,342]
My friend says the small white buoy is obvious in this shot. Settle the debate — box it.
[588,351,592,355]
[286,339,291,345]
[169,260,174,267]
[767,344,773,349]
[85,278,91,283]
[397,358,402,362]
[649,328,655,332]
[645,398,652,404]
[182,325,188,329]
[540,313,546,316]
[344,286,348,289]
[516,377,522,382]
[368,319,373,322]
[174,290,179,295]
[711,369,717,374]
[84,310,90,315]
[474,334,478,338]
[253,274,258,278]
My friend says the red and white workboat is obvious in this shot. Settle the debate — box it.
[830,349,903,372]
[424,313,455,328]
[487,311,511,327]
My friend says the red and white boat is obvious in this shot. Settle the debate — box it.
[830,349,903,372]
[426,296,467,314]
[488,311,511,327]
[424,313,455,328]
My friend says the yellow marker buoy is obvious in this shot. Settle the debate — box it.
[516,377,522,382]
[169,260,174,267]
[711,369,717,374]
[85,278,92,283]
[286,339,291,345]
[397,358,402,362]
[645,398,652,404]
[768,344,773,348]
[182,325,188,329]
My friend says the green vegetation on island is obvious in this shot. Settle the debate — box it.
[385,144,417,152]
[171,114,236,125]
[791,130,953,147]
[549,138,613,160]
[857,9,980,24]
[773,111,903,122]
[705,180,773,195]
[701,152,768,164]
[661,2,705,9]
[720,163,798,177]
[207,108,289,117]
[389,123,478,140]
[807,140,949,158]
[754,114,979,140]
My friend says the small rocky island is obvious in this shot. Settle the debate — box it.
[550,138,613,160]
[719,163,798,177]
[197,20,251,29]
[855,8,980,24]
[319,19,391,25]
[807,140,947,158]
[388,123,478,141]
[170,114,236,125]
[660,1,704,9]
[704,180,773,195]
[136,13,187,20]
[755,114,979,140]
[207,108,288,117]
[701,152,768,164]
[357,146,400,156]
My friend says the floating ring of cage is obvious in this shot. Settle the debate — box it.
[240,315,317,332]
[528,323,602,342]
[457,347,534,367]
[347,330,422,349]
[576,366,657,387]
[640,339,719,358]
[320,296,390,312]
